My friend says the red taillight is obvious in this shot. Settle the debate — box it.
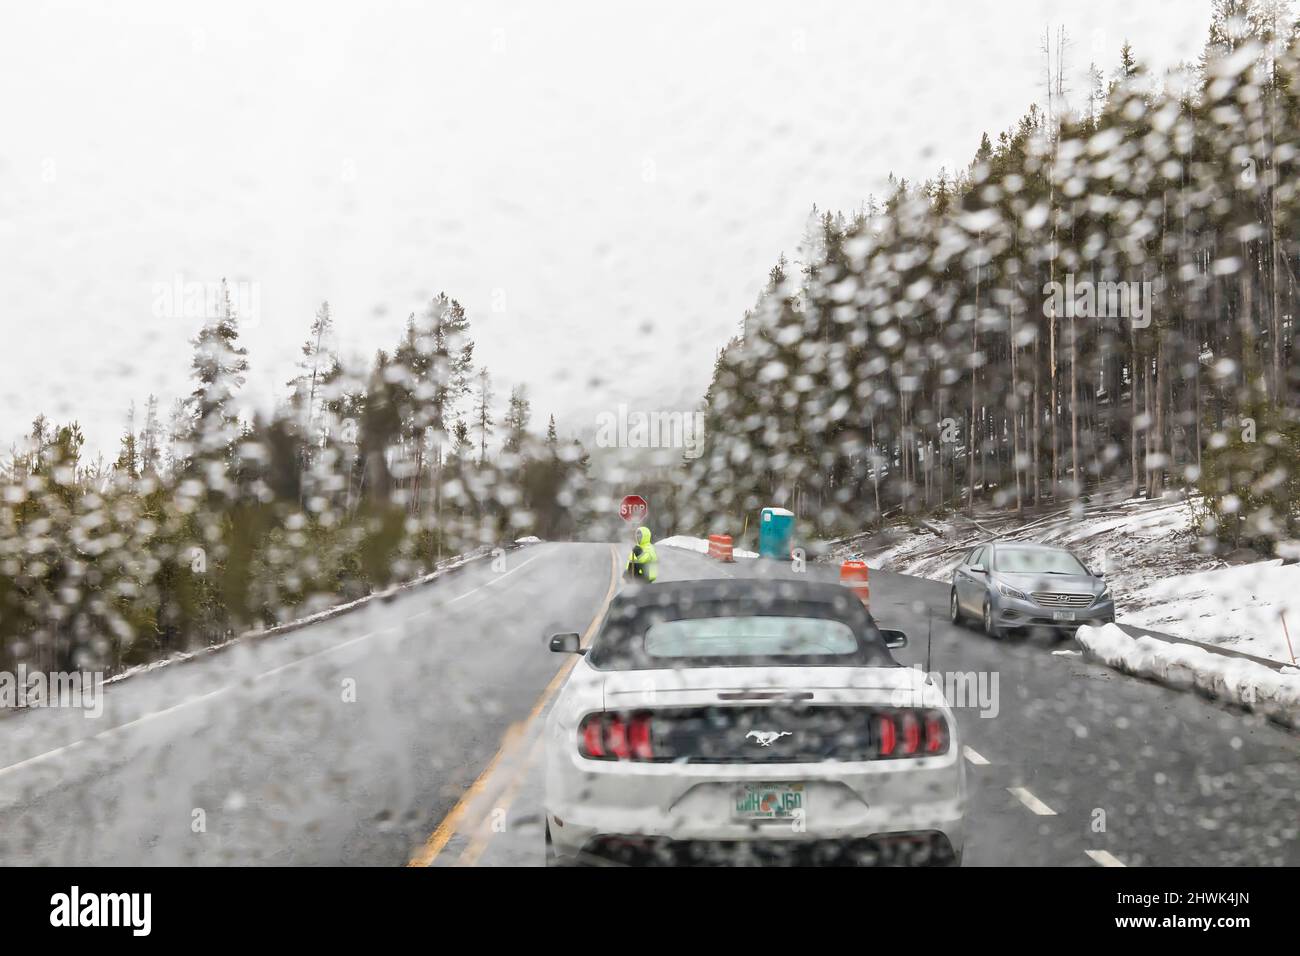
[578,713,653,761]
[580,716,605,758]
[628,715,654,760]
[876,714,896,756]
[606,715,630,759]
[900,711,921,755]
[925,714,947,753]
[877,710,947,759]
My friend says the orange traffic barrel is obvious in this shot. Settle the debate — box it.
[840,559,869,605]
[707,534,735,562]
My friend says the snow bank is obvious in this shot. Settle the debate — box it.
[658,535,759,559]
[1123,560,1300,664]
[1077,623,1300,729]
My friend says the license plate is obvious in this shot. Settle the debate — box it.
[1052,610,1076,622]
[733,783,805,821]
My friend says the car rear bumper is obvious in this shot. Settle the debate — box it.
[570,830,960,866]
[546,752,965,864]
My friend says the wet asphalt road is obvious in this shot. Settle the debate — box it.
[1,541,1296,866]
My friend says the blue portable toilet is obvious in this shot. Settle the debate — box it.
[758,507,795,559]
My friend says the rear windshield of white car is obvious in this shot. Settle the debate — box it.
[587,597,896,670]
[994,547,1088,574]
[644,616,858,659]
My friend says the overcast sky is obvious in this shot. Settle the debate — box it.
[0,0,1209,459]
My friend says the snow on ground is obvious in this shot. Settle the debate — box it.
[1124,561,1300,665]
[827,492,1212,601]
[1078,623,1300,729]
[658,535,759,558]
[825,490,1299,663]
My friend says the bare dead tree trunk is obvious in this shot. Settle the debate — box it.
[938,391,947,509]
[870,415,881,523]
[1241,238,1256,398]
[1032,332,1041,506]
[1045,26,1062,503]
[1070,309,1079,498]
[1143,360,1154,498]
[1129,324,1139,497]
[1011,297,1023,513]
[1270,109,1283,403]
[899,395,907,512]
[968,237,981,514]
[1152,336,1165,496]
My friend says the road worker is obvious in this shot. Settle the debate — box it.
[625,525,659,583]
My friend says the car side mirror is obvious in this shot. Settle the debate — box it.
[549,632,583,654]
[879,629,908,649]
[1094,569,1105,578]
[970,564,986,574]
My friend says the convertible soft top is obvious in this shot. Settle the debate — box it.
[590,577,894,670]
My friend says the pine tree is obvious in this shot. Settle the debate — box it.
[185,278,249,476]
[428,294,476,440]
[449,418,472,460]
[289,301,335,441]
[138,394,162,476]
[360,349,401,504]
[113,402,139,479]
[473,368,494,465]
[502,385,532,454]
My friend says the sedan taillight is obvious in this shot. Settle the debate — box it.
[579,713,654,761]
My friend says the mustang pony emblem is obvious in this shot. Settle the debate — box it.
[745,730,792,747]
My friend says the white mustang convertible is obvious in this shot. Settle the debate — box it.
[544,578,966,866]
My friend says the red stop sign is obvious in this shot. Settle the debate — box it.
[620,494,648,523]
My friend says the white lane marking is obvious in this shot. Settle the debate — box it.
[0,737,94,779]
[249,630,382,682]
[371,550,548,620]
[962,746,990,766]
[0,549,555,779]
[0,683,232,779]
[1008,787,1057,816]
[1085,849,1126,867]
[0,630,382,780]
[446,551,544,604]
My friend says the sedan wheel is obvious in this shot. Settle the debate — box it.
[982,600,1001,640]
[949,588,962,626]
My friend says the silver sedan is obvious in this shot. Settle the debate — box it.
[949,542,1114,640]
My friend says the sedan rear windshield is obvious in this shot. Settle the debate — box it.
[993,547,1088,574]
[587,598,895,671]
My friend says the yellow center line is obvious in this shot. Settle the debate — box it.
[405,721,524,867]
[407,544,619,867]
[455,731,547,867]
